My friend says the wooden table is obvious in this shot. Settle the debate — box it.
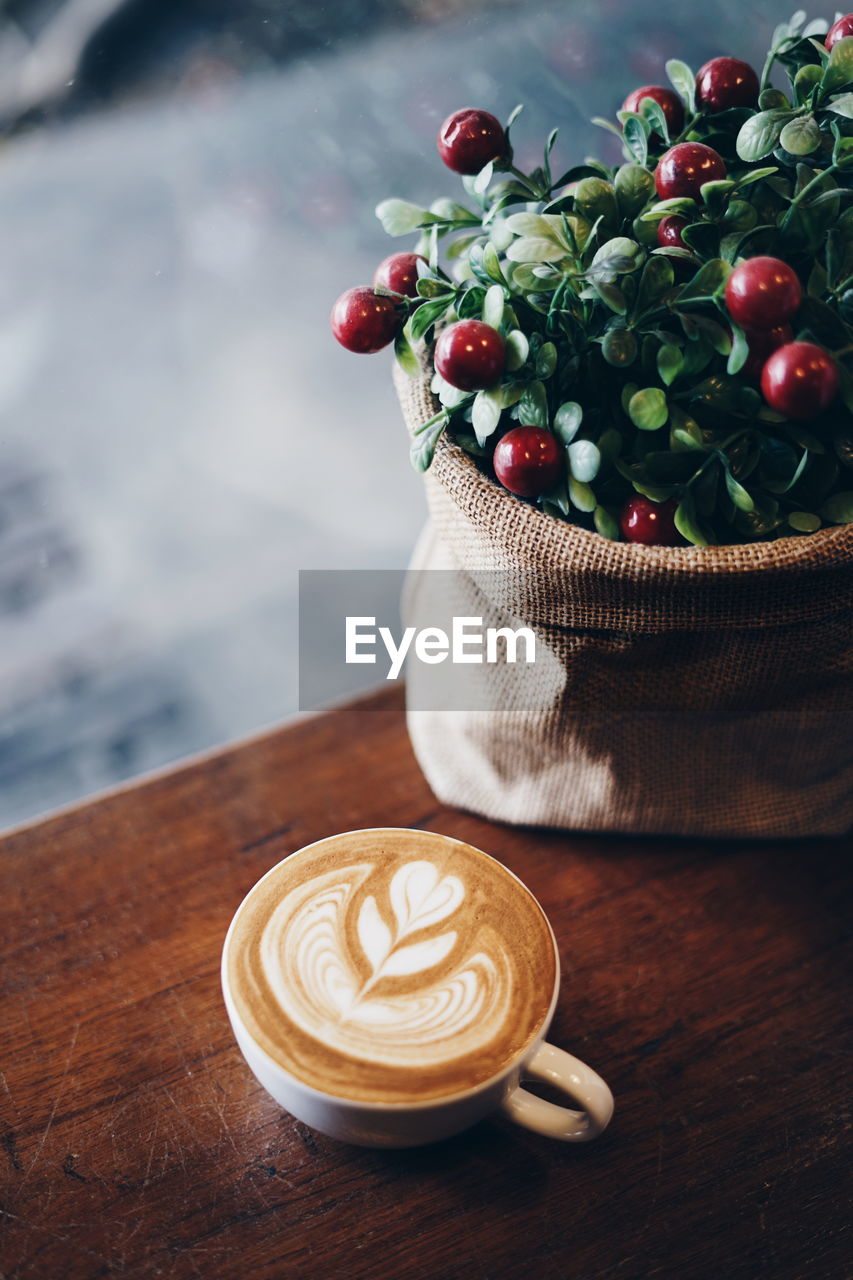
[1,687,850,1280]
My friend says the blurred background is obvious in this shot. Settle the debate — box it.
[0,0,795,828]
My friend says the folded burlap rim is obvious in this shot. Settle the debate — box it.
[394,363,853,632]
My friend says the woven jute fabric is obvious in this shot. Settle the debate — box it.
[394,364,853,838]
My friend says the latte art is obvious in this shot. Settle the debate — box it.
[263,860,511,1065]
[224,830,557,1103]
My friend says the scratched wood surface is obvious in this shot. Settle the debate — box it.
[0,685,850,1280]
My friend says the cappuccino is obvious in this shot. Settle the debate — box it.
[224,829,557,1104]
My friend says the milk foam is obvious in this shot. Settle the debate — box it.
[225,830,557,1103]
[260,859,512,1067]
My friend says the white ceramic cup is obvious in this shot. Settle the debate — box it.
[221,830,614,1148]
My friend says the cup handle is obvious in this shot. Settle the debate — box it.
[500,1042,614,1142]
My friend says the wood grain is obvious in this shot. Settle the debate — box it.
[0,685,850,1280]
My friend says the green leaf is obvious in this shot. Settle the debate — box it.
[700,179,736,215]
[427,225,440,272]
[634,255,675,316]
[505,237,566,264]
[793,62,822,101]
[675,257,732,302]
[594,506,620,540]
[394,328,420,379]
[735,494,780,538]
[376,198,434,236]
[512,263,559,292]
[760,435,799,484]
[732,167,779,190]
[657,344,684,386]
[680,221,720,259]
[504,212,563,239]
[614,164,656,218]
[416,276,452,299]
[602,329,638,367]
[430,197,478,222]
[735,110,793,162]
[594,282,628,314]
[680,337,715,378]
[639,97,671,142]
[541,482,570,517]
[553,401,583,444]
[628,387,669,431]
[670,405,705,450]
[819,490,853,523]
[682,313,731,354]
[409,296,453,343]
[779,115,821,155]
[621,115,649,167]
[787,510,821,532]
[472,389,503,445]
[764,448,810,494]
[505,103,524,137]
[592,236,645,271]
[827,91,853,117]
[673,428,704,450]
[759,88,791,110]
[473,160,494,196]
[518,380,548,428]
[482,242,506,285]
[724,466,755,512]
[665,58,696,113]
[445,233,481,262]
[641,197,700,222]
[434,375,472,409]
[456,284,487,320]
[727,324,750,376]
[674,494,709,546]
[568,440,601,483]
[831,119,853,168]
[822,34,853,94]
[483,283,505,329]
[410,410,448,472]
[568,476,597,512]
[536,342,558,379]
[505,329,529,372]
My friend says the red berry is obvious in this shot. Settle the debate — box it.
[619,496,681,545]
[742,324,793,380]
[826,14,853,49]
[724,256,802,331]
[435,320,505,391]
[437,108,506,175]
[696,57,760,112]
[657,214,689,249]
[621,85,684,136]
[374,253,426,298]
[655,143,726,200]
[493,427,564,497]
[330,287,402,354]
[761,342,839,420]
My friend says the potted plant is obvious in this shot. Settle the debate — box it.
[331,11,853,838]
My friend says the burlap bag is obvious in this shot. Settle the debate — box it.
[394,365,853,838]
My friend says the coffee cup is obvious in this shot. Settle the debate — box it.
[221,828,614,1148]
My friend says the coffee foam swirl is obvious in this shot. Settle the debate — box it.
[225,830,556,1103]
[261,861,512,1067]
